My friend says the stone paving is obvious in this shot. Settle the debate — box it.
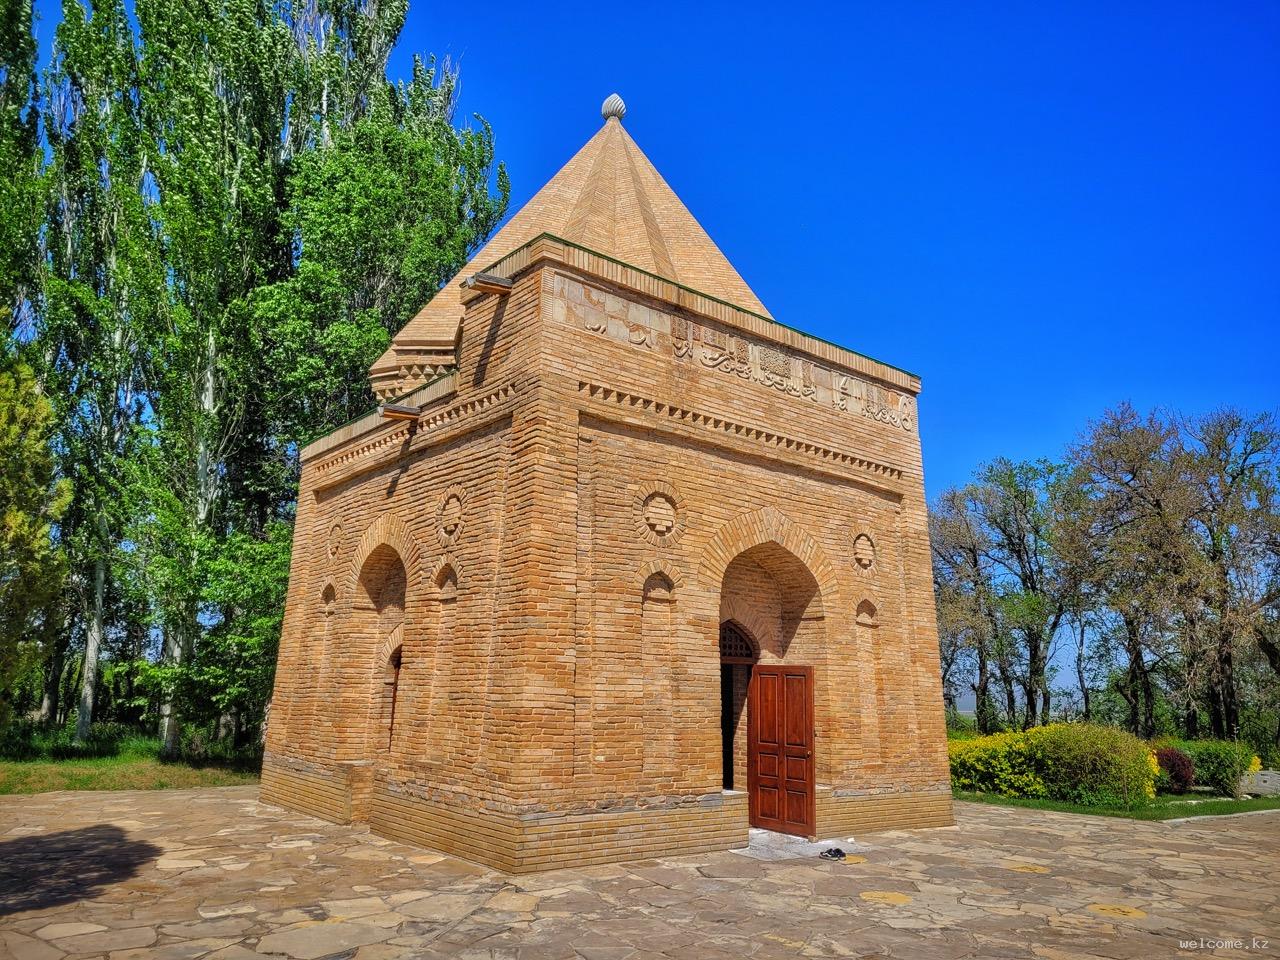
[2,787,1278,959]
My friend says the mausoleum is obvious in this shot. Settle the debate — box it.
[262,94,953,872]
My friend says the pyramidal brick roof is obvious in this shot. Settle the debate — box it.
[369,96,772,395]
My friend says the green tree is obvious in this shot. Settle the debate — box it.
[941,461,1073,728]
[42,0,165,741]
[0,0,40,339]
[253,56,509,446]
[131,0,297,752]
[1178,409,1280,738]
[0,360,69,726]
[1068,405,1280,740]
[193,521,292,744]
[127,0,506,751]
[931,487,1001,732]
[20,0,507,752]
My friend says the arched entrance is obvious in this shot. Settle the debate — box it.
[719,540,823,838]
[355,545,407,758]
[719,621,758,791]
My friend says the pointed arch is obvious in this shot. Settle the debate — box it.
[349,512,422,595]
[698,505,840,602]
[421,554,460,766]
[372,622,405,755]
[718,620,759,662]
[430,554,460,599]
[718,595,777,654]
[638,559,684,594]
[638,562,680,776]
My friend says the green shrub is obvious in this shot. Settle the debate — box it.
[0,720,43,760]
[45,722,138,759]
[0,720,160,761]
[177,727,263,771]
[1168,739,1257,797]
[1024,724,1156,808]
[949,723,1157,809]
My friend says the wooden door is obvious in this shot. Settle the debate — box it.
[747,665,815,837]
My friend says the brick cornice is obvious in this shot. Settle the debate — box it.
[576,379,904,495]
[309,381,516,492]
[302,370,461,463]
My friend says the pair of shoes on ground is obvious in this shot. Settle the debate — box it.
[819,847,846,861]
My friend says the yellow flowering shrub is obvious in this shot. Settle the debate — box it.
[949,730,1047,798]
[949,723,1157,809]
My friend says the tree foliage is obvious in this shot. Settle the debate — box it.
[0,0,40,336]
[935,404,1280,763]
[0,0,508,751]
[0,360,69,725]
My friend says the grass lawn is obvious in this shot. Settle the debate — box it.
[955,789,1280,821]
[0,731,260,795]
[0,755,259,794]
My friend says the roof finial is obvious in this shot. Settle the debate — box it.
[601,93,626,122]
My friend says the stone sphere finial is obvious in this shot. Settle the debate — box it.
[601,93,626,121]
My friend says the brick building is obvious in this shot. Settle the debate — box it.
[262,94,953,872]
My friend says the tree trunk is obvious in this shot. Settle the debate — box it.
[1256,623,1280,678]
[1215,628,1239,739]
[159,624,184,757]
[160,327,221,757]
[1120,615,1155,737]
[1075,619,1090,721]
[74,553,107,743]
[996,661,1018,729]
[974,642,995,734]
[1208,687,1225,739]
[60,655,81,726]
[1139,660,1157,739]
[1118,667,1139,735]
[1017,678,1035,730]
[39,629,68,726]
[1023,633,1044,728]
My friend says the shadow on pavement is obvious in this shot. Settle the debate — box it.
[0,825,161,916]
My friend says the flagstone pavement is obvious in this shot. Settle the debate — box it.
[2,787,1278,960]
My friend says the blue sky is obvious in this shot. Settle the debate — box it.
[33,1,1279,498]
[387,1,1279,497]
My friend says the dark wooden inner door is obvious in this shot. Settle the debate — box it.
[747,664,815,837]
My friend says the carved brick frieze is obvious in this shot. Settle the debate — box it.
[555,275,916,432]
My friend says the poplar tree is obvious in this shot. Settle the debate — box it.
[42,0,164,740]
[10,0,508,744]
[0,0,40,338]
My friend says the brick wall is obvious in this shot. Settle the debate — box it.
[262,251,952,869]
